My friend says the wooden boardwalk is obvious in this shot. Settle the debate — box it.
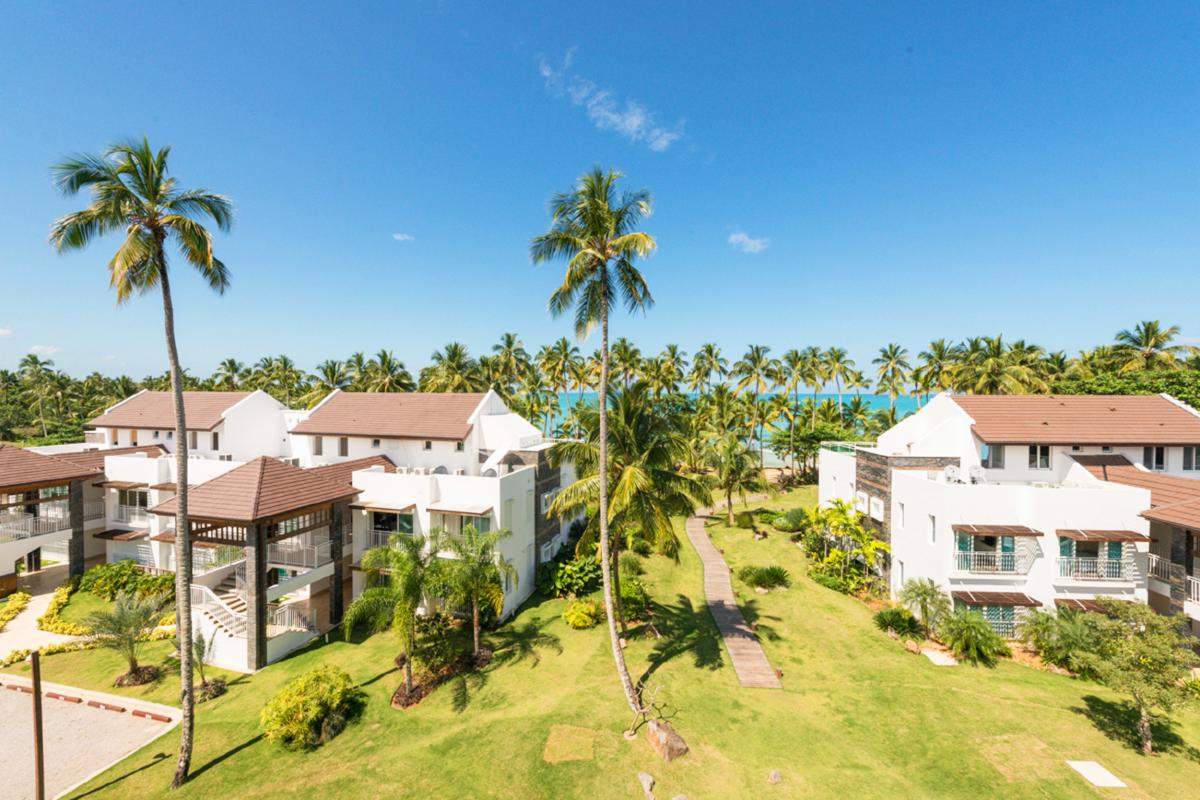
[685,512,782,689]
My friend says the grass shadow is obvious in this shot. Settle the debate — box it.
[69,751,170,798]
[638,593,724,685]
[188,734,266,781]
[1073,695,1200,761]
[449,618,563,714]
[737,598,782,643]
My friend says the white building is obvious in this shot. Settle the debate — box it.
[3,389,575,672]
[819,393,1200,636]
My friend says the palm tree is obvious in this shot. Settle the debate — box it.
[823,347,854,415]
[610,337,643,388]
[689,342,727,393]
[303,359,350,408]
[731,345,777,468]
[211,358,244,390]
[1114,320,1192,372]
[917,339,958,398]
[872,343,911,412]
[491,332,530,395]
[708,432,767,526]
[898,578,951,631]
[442,523,517,657]
[85,592,166,684]
[365,349,416,393]
[50,138,232,788]
[657,344,688,394]
[420,342,483,392]
[531,167,655,721]
[346,351,371,390]
[18,354,54,436]
[343,530,442,698]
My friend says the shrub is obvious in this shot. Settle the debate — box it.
[809,571,850,594]
[734,511,756,529]
[1019,609,1100,676]
[629,538,653,557]
[874,607,924,640]
[737,565,791,589]
[771,508,807,533]
[619,551,645,576]
[79,561,174,601]
[756,510,780,524]
[38,580,91,635]
[619,577,650,619]
[551,556,602,598]
[0,591,32,633]
[562,599,603,630]
[260,666,366,750]
[413,612,468,682]
[938,610,1011,667]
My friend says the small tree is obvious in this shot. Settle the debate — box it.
[85,592,166,685]
[1074,600,1200,754]
[442,523,517,658]
[938,609,1010,667]
[708,432,766,526]
[899,578,951,631]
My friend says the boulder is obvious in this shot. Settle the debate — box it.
[904,639,922,655]
[637,771,655,799]
[886,628,899,640]
[755,587,769,595]
[768,769,782,784]
[644,719,689,762]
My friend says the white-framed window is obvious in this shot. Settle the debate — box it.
[371,438,381,449]
[189,431,198,450]
[423,440,433,451]
[211,431,220,451]
[1143,446,1166,472]
[928,514,937,543]
[897,502,906,530]
[456,441,465,452]
[152,430,160,439]
[981,444,1005,469]
[541,542,554,562]
[855,491,868,513]
[1184,446,1199,472]
[869,497,884,522]
[504,498,514,528]
[540,488,560,515]
[1027,444,1051,470]
[313,436,323,456]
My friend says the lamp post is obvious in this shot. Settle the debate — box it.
[30,651,45,800]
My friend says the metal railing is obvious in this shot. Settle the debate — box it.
[988,619,1017,639]
[0,510,71,543]
[268,604,316,635]
[1189,576,1200,604]
[1147,553,1171,581]
[821,441,876,454]
[954,551,1028,574]
[83,500,105,521]
[190,584,247,637]
[1057,557,1133,581]
[267,538,333,569]
[115,505,151,525]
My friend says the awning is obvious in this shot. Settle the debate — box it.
[427,501,492,516]
[94,529,149,542]
[952,590,1041,607]
[150,531,219,548]
[94,480,148,490]
[1056,529,1151,543]
[149,482,187,492]
[351,503,416,514]
[951,524,1043,538]
[1055,598,1109,613]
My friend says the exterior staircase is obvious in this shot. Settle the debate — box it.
[213,573,248,615]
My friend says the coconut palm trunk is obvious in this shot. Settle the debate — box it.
[159,259,195,790]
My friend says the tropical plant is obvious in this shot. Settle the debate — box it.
[1018,608,1100,676]
[898,578,951,631]
[84,591,167,685]
[736,565,791,589]
[260,666,365,750]
[938,609,1010,667]
[440,523,517,657]
[873,607,924,640]
[549,554,602,598]
[50,138,233,787]
[708,432,767,526]
[562,598,603,629]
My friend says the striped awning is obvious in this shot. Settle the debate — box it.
[951,524,1043,537]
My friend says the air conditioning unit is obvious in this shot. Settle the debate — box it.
[453,468,465,476]
[968,465,984,484]
[943,465,961,482]
[395,466,409,475]
[411,467,425,476]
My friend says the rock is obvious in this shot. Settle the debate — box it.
[755,586,769,595]
[904,639,921,654]
[672,796,688,800]
[620,637,628,649]
[768,769,781,784]
[637,771,655,799]
[886,628,899,640]
[644,719,689,762]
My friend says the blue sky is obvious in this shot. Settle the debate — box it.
[1,2,1197,379]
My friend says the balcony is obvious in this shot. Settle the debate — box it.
[1057,557,1134,581]
[266,537,333,569]
[114,505,151,526]
[0,508,69,543]
[1190,576,1200,604]
[954,551,1030,575]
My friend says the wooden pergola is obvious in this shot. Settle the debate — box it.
[152,457,359,670]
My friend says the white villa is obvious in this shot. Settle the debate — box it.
[819,393,1200,637]
[0,389,575,672]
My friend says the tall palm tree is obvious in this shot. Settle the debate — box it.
[18,354,54,436]
[491,332,530,395]
[917,339,958,398]
[1114,320,1192,372]
[366,349,416,393]
[442,523,517,657]
[708,432,767,526]
[872,343,911,412]
[610,337,643,388]
[346,351,371,390]
[689,342,727,393]
[731,345,777,468]
[823,347,854,415]
[302,359,350,408]
[50,137,232,788]
[420,342,483,392]
[531,167,655,721]
[657,344,688,394]
[211,358,244,390]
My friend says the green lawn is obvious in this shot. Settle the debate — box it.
[10,486,1200,799]
[57,589,109,626]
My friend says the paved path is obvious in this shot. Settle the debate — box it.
[685,508,781,689]
[0,565,82,662]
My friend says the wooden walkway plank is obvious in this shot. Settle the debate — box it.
[685,512,782,689]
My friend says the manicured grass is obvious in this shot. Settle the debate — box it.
[19,486,1200,798]
[57,590,109,626]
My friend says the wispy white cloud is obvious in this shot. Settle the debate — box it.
[30,344,62,356]
[728,232,769,254]
[539,48,685,152]
[0,326,11,337]
[392,233,415,242]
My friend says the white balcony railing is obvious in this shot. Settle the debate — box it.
[0,510,71,543]
[190,584,248,637]
[83,499,105,521]
[955,551,1029,575]
[1147,553,1171,581]
[1057,557,1134,581]
[266,538,333,569]
[268,604,316,634]
[1189,576,1200,604]
[115,505,151,526]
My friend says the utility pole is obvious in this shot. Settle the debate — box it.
[30,651,45,800]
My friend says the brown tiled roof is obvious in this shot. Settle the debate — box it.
[55,445,167,472]
[0,444,98,492]
[290,391,486,440]
[306,455,395,486]
[88,391,253,431]
[1074,455,1200,531]
[150,456,358,523]
[951,524,1043,537]
[1056,528,1152,542]
[952,590,1041,607]
[950,394,1200,445]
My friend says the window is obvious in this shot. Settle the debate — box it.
[541,542,554,562]
[211,431,220,451]
[897,502,906,530]
[928,514,937,543]
[1185,446,1199,472]
[371,511,414,535]
[456,441,465,452]
[869,497,884,522]
[466,514,491,534]
[166,431,173,440]
[1070,445,1081,452]
[313,436,323,456]
[153,430,160,440]
[118,489,149,508]
[540,489,560,515]
[1143,446,1165,472]
[338,437,348,457]
[855,491,868,513]
[1027,445,1051,470]
[1101,445,1112,453]
[371,438,381,449]
[423,440,433,451]
[503,560,513,593]
[981,444,1005,469]
[189,431,198,450]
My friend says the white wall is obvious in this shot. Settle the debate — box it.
[817,448,857,508]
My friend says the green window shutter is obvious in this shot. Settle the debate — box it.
[1000,536,1015,554]
[1106,541,1123,560]
[956,532,971,552]
[1058,536,1074,557]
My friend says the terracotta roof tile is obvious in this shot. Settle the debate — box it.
[0,444,98,492]
[55,445,167,472]
[88,391,253,431]
[305,455,395,486]
[950,394,1200,445]
[290,391,486,440]
[952,590,1041,607]
[151,456,359,523]
[951,524,1043,537]
[1074,454,1200,530]
[1055,528,1152,542]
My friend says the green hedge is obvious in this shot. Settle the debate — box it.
[260,666,366,749]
